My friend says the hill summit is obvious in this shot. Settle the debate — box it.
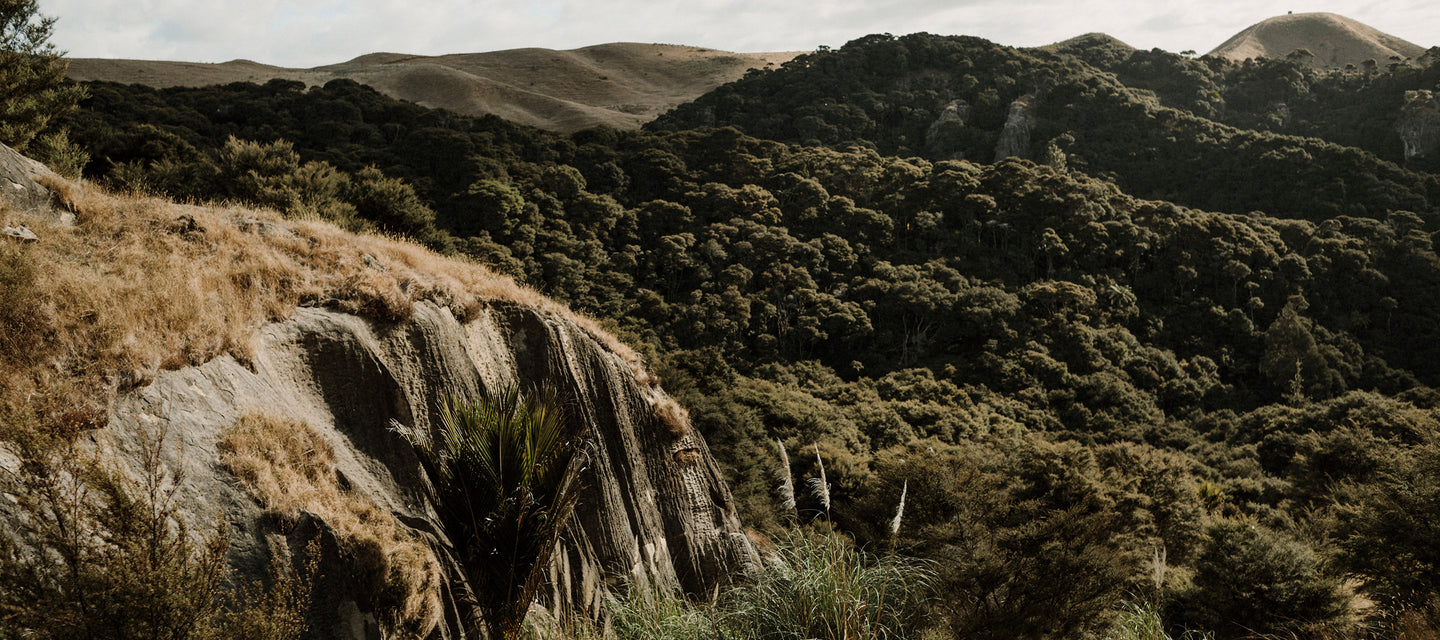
[1209,12,1426,68]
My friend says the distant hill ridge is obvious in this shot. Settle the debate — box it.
[65,43,800,132]
[1209,12,1427,68]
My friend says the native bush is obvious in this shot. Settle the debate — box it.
[393,385,589,640]
[0,425,314,640]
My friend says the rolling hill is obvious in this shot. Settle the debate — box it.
[1209,12,1427,68]
[65,43,800,132]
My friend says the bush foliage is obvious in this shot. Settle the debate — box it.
[25,27,1440,639]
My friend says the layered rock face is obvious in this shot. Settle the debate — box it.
[993,95,1036,161]
[1398,90,1440,162]
[100,300,755,638]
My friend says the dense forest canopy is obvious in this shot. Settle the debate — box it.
[653,33,1440,220]
[50,30,1440,638]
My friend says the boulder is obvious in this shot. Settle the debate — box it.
[100,301,756,638]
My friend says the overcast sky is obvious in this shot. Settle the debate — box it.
[45,0,1440,68]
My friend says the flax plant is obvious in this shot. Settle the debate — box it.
[394,385,589,640]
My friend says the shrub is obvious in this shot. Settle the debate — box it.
[0,425,313,639]
[1172,518,1348,639]
[1342,432,1440,616]
[393,385,589,640]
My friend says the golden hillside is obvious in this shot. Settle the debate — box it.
[1209,12,1426,68]
[66,43,801,132]
[0,154,647,428]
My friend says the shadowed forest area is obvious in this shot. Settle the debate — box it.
[43,31,1440,638]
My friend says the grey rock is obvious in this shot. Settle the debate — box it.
[94,300,755,638]
[2,225,37,242]
[994,95,1037,161]
[1397,90,1440,161]
[0,142,67,224]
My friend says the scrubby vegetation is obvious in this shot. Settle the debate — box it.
[540,531,933,640]
[3,24,1440,640]
[220,413,444,638]
[0,422,315,640]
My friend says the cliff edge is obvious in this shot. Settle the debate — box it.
[0,145,755,638]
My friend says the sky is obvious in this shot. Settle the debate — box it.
[45,0,1440,68]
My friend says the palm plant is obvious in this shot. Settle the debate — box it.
[394,385,589,640]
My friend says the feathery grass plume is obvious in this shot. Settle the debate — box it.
[1151,545,1167,593]
[890,480,908,537]
[806,443,830,515]
[775,439,796,514]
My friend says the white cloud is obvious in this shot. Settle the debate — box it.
[41,0,1440,67]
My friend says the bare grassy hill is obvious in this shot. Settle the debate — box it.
[66,43,800,132]
[1209,12,1426,68]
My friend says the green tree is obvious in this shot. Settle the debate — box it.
[0,0,85,149]
[1175,518,1349,639]
[393,386,589,640]
[1343,433,1440,614]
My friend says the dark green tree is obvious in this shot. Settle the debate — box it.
[0,0,85,149]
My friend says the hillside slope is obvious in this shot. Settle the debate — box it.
[1209,12,1426,68]
[0,142,755,638]
[65,43,800,132]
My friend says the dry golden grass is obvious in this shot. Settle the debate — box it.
[67,43,801,133]
[1396,598,1440,640]
[1208,12,1425,68]
[654,394,692,439]
[1,176,652,434]
[218,412,442,637]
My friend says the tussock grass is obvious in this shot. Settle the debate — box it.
[726,532,933,640]
[1105,602,1212,640]
[218,412,443,638]
[1395,599,1440,640]
[655,394,692,438]
[0,176,651,434]
[549,532,935,640]
[605,583,735,640]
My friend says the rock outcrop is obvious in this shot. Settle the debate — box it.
[1397,90,1440,162]
[925,99,970,157]
[0,142,68,224]
[993,95,1036,161]
[0,142,755,638]
[97,300,755,638]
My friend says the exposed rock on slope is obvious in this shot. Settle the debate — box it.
[1398,90,1440,162]
[0,145,756,638]
[66,43,800,132]
[1209,13,1426,68]
[109,300,753,638]
[0,142,68,223]
[994,95,1036,161]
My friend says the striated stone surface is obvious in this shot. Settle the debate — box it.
[100,301,756,638]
